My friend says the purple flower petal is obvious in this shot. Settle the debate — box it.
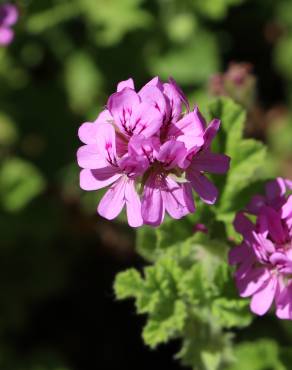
[186,170,218,204]
[142,175,164,226]
[98,177,127,220]
[162,177,191,219]
[162,82,183,122]
[95,124,117,164]
[182,182,195,213]
[233,212,254,236]
[0,26,13,46]
[281,195,292,220]
[246,195,266,214]
[250,276,277,316]
[77,144,108,169]
[168,77,190,112]
[117,78,135,92]
[80,168,120,191]
[203,119,220,149]
[0,4,18,27]
[125,179,143,227]
[157,140,187,169]
[107,88,140,136]
[168,108,205,139]
[138,85,167,117]
[260,206,286,244]
[129,102,163,138]
[237,267,270,298]
[276,283,292,319]
[229,243,250,265]
[265,177,287,201]
[191,151,230,174]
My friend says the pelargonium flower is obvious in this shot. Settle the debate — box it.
[77,77,230,227]
[229,178,292,318]
[0,3,18,46]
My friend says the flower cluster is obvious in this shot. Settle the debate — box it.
[0,3,18,46]
[77,77,230,227]
[229,178,292,318]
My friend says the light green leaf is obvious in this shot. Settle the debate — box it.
[114,268,143,300]
[64,52,103,113]
[149,31,219,84]
[143,300,187,348]
[0,158,45,212]
[228,339,285,370]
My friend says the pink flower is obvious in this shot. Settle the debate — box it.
[78,123,147,227]
[77,77,230,227]
[229,178,292,318]
[0,4,18,46]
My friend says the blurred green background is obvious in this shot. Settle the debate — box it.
[1,0,292,369]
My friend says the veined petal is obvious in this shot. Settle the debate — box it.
[98,177,126,220]
[163,82,183,122]
[168,108,205,138]
[250,276,277,316]
[157,140,187,169]
[162,177,191,219]
[260,206,286,244]
[125,179,143,227]
[138,85,167,116]
[142,175,164,226]
[80,168,120,191]
[237,267,270,297]
[187,170,218,204]
[107,88,140,135]
[168,77,190,112]
[95,124,117,164]
[276,283,292,319]
[203,119,220,149]
[129,102,163,138]
[182,182,195,213]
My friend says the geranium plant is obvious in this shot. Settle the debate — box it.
[77,77,291,370]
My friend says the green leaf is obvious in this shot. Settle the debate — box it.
[143,300,187,348]
[0,113,18,148]
[136,226,158,262]
[208,98,271,236]
[114,269,143,300]
[149,31,219,85]
[80,0,152,46]
[0,158,45,212]
[228,339,285,370]
[212,298,251,328]
[64,52,103,113]
[192,0,245,20]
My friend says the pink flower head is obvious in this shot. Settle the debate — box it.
[0,4,18,46]
[77,77,230,227]
[229,178,292,319]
